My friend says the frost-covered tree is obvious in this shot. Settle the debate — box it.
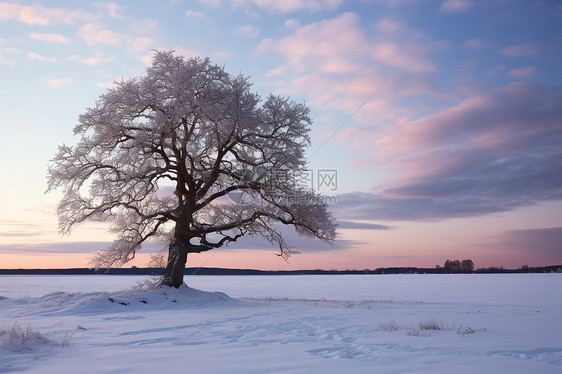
[47,51,336,288]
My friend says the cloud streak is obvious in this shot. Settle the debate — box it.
[501,42,543,57]
[332,192,516,221]
[0,2,93,25]
[0,241,166,255]
[331,82,562,221]
[27,52,57,63]
[439,0,473,13]
[78,23,121,46]
[337,221,393,230]
[507,66,536,77]
[201,0,343,13]
[44,77,74,88]
[69,51,114,65]
[29,33,71,44]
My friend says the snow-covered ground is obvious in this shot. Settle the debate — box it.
[1,274,561,373]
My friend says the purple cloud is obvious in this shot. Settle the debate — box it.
[337,221,393,230]
[0,241,166,254]
[439,0,473,13]
[336,82,562,221]
[501,42,543,57]
[331,192,507,221]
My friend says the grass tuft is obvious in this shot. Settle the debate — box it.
[418,317,454,331]
[378,319,400,331]
[0,322,52,352]
[1,322,85,352]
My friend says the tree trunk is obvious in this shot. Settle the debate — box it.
[161,221,192,288]
[161,240,188,288]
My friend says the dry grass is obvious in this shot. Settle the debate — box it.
[378,319,400,331]
[403,318,458,336]
[457,326,487,336]
[378,317,485,337]
[405,328,421,336]
[0,323,52,352]
[418,317,454,331]
[0,322,81,352]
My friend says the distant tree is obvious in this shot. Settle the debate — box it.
[461,259,474,273]
[451,260,461,273]
[443,259,472,273]
[444,260,453,273]
[47,50,337,288]
[444,259,461,273]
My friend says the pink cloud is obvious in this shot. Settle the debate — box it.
[69,51,114,65]
[376,81,558,154]
[258,12,440,122]
[29,32,71,44]
[93,2,125,19]
[129,37,154,54]
[283,19,300,28]
[259,13,370,76]
[185,10,205,18]
[507,66,536,77]
[373,42,435,73]
[44,77,74,88]
[439,0,472,13]
[201,0,343,12]
[78,23,121,46]
[259,12,436,77]
[364,83,562,205]
[0,2,92,25]
[255,0,342,12]
[501,42,542,57]
[27,51,57,63]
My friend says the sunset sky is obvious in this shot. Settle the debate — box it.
[1,0,561,271]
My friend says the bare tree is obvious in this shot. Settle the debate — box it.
[444,259,474,273]
[444,259,461,273]
[461,259,474,273]
[47,51,337,288]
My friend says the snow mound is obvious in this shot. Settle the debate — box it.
[2,284,238,317]
[70,284,238,315]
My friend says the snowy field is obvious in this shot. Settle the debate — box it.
[1,274,561,373]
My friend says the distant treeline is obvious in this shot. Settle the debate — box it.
[437,259,474,273]
[1,265,561,275]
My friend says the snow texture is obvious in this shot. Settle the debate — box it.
[1,274,561,373]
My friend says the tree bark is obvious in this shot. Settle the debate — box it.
[161,240,188,288]
[161,221,192,288]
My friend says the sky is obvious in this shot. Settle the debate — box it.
[1,0,561,271]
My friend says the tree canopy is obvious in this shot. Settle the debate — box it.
[47,50,337,287]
